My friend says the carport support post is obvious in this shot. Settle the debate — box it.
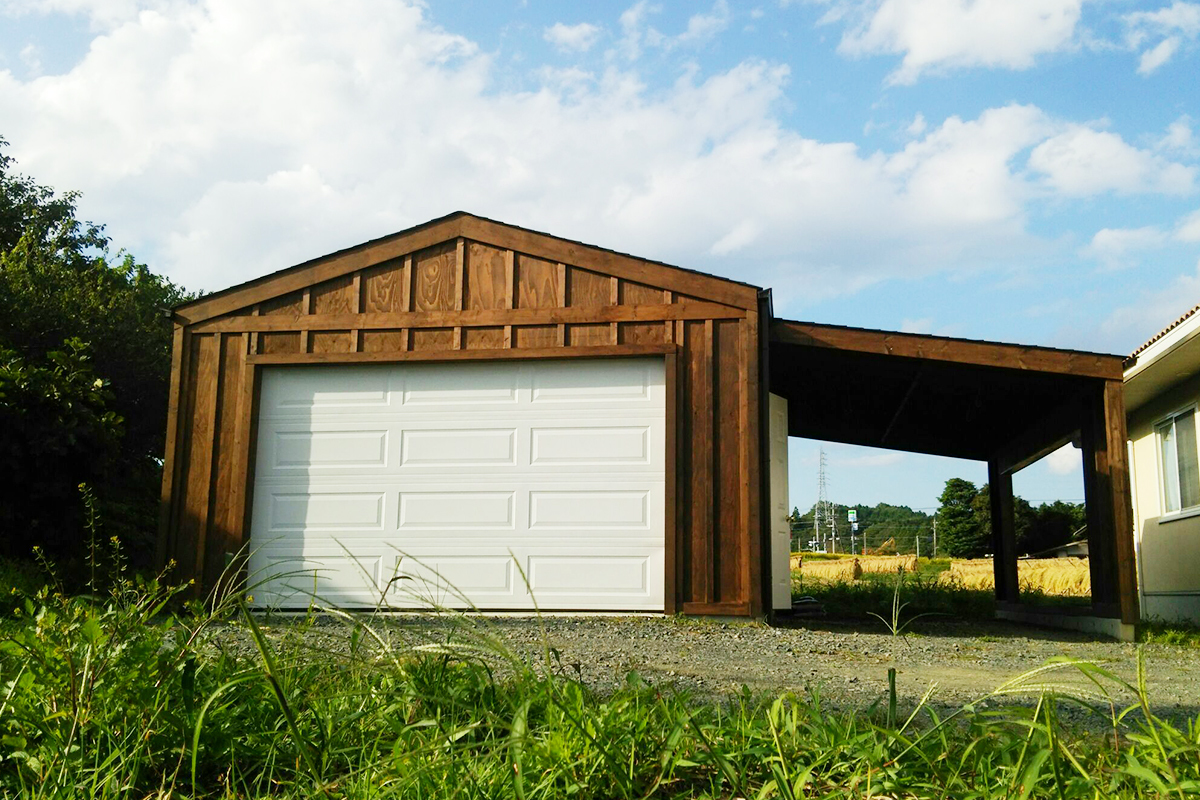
[987,459,1020,605]
[1081,380,1140,624]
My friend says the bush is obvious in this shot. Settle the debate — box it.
[0,557,43,616]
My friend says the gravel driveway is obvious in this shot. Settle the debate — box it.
[215,613,1200,720]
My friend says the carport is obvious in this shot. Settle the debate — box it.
[768,319,1138,639]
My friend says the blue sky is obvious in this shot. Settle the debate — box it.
[1,0,1197,513]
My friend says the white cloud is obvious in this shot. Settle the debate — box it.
[1124,1,1200,74]
[836,451,907,468]
[1082,226,1169,268]
[0,0,1188,314]
[905,112,926,136]
[1045,443,1081,475]
[1029,126,1197,196]
[1101,258,1200,353]
[1160,116,1196,154]
[1178,209,1200,242]
[543,22,601,53]
[1138,36,1180,74]
[829,0,1084,85]
[899,317,932,333]
[18,43,42,76]
[676,0,730,46]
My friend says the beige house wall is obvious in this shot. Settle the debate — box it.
[1129,372,1200,622]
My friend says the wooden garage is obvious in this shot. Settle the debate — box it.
[159,213,769,616]
[160,211,1138,630]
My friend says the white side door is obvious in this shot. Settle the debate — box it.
[769,393,792,610]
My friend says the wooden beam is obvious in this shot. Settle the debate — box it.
[771,320,1125,381]
[248,342,677,366]
[994,396,1083,475]
[556,262,567,346]
[879,363,924,446]
[192,302,745,333]
[349,272,362,353]
[298,288,311,354]
[503,249,515,348]
[454,237,465,350]
[156,324,186,569]
[664,351,678,616]
[1081,381,1140,623]
[610,276,619,344]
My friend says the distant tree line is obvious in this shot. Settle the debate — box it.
[790,478,1086,559]
[935,478,1085,559]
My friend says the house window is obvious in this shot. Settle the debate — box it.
[1158,407,1200,513]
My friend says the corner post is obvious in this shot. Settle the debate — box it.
[988,459,1019,605]
[1082,380,1139,623]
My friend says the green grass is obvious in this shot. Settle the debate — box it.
[2,566,1200,799]
[1139,619,1200,648]
[794,564,997,622]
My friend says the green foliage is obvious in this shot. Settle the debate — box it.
[0,557,44,616]
[2,572,1199,798]
[0,340,124,558]
[0,138,192,566]
[937,477,987,557]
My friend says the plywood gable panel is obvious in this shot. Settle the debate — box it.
[259,291,304,355]
[514,253,560,348]
[566,266,611,346]
[173,214,758,325]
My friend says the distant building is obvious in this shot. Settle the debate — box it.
[1125,306,1200,624]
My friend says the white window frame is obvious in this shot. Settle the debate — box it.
[1155,402,1200,520]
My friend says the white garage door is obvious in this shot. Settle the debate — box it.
[247,357,666,611]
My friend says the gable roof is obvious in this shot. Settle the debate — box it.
[1130,303,1200,361]
[173,211,763,325]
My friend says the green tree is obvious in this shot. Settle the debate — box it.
[0,138,192,565]
[0,340,122,556]
[937,478,987,557]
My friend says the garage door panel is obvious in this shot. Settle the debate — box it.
[528,555,651,596]
[249,553,385,608]
[529,490,649,529]
[530,426,650,466]
[250,358,665,610]
[530,359,656,404]
[397,491,516,530]
[400,428,516,466]
[265,491,387,532]
[400,365,519,405]
[261,366,395,414]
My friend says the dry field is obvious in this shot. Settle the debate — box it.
[792,554,918,581]
[944,557,1091,597]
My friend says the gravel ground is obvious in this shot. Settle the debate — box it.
[211,613,1200,721]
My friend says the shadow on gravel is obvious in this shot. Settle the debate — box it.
[775,614,1121,643]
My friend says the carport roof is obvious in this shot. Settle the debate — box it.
[769,319,1126,462]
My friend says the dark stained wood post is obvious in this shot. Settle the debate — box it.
[988,459,1020,605]
[1082,381,1140,623]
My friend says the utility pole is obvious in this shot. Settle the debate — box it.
[814,448,836,553]
[916,532,920,559]
[932,517,937,558]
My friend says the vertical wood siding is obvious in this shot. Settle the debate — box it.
[163,235,763,615]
